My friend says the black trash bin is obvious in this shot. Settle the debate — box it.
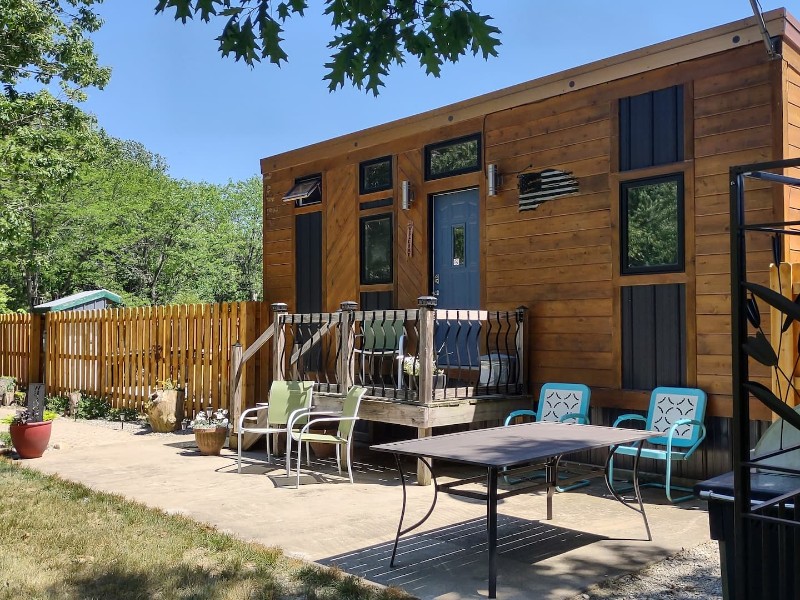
[695,471,800,600]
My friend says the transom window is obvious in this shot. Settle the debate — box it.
[360,213,393,285]
[620,174,684,274]
[283,175,321,207]
[359,156,393,195]
[424,133,481,180]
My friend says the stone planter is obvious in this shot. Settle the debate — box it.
[309,426,336,458]
[406,373,447,391]
[145,389,185,433]
[9,421,52,459]
[68,391,81,416]
[2,391,14,406]
[194,427,228,455]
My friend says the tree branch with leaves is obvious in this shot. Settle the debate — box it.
[155,0,500,95]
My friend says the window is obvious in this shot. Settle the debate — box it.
[283,175,321,207]
[621,174,684,274]
[425,133,481,180]
[452,224,465,266]
[359,156,392,194]
[360,214,393,285]
[619,85,684,171]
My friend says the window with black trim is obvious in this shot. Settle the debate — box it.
[621,174,684,274]
[359,156,392,195]
[619,85,684,171]
[424,133,481,180]
[283,174,321,207]
[360,213,393,285]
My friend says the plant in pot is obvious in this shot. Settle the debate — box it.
[143,378,185,433]
[1,376,16,406]
[3,408,57,459]
[190,408,229,455]
[402,356,447,390]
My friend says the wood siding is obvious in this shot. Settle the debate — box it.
[262,38,799,423]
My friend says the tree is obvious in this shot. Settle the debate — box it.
[155,0,500,95]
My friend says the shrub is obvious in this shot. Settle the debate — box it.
[76,395,110,420]
[45,395,70,414]
[107,407,141,422]
[0,431,10,448]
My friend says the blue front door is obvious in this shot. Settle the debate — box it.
[432,188,479,308]
[432,188,480,367]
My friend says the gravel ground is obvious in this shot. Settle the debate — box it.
[569,541,722,599]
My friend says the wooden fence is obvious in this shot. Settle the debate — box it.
[0,313,31,383]
[0,302,269,417]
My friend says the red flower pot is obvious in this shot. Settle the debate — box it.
[9,421,52,459]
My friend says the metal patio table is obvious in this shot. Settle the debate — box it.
[371,421,658,599]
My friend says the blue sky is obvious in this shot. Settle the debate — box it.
[81,0,793,185]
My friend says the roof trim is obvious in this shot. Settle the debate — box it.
[32,289,122,313]
[261,8,791,174]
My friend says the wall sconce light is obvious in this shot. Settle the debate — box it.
[487,163,500,196]
[401,180,414,210]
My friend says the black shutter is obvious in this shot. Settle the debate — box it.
[295,212,322,313]
[619,85,684,172]
[622,283,686,389]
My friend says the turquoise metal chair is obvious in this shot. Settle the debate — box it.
[504,382,591,491]
[609,386,707,503]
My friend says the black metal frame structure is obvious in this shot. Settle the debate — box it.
[730,157,800,600]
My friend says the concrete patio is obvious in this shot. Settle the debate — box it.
[1,409,715,599]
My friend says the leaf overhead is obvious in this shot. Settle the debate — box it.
[155,0,501,95]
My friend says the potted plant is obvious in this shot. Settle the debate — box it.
[190,408,229,455]
[402,356,447,390]
[143,378,185,433]
[5,407,57,459]
[1,376,16,406]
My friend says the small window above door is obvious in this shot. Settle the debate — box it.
[425,133,481,180]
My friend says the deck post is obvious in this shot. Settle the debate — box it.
[416,296,437,485]
[271,303,288,382]
[338,301,357,393]
[229,342,242,440]
[515,306,527,393]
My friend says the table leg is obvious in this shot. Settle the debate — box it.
[390,454,439,568]
[487,466,498,599]
[545,456,561,520]
[604,443,652,541]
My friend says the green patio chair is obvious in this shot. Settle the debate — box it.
[236,380,314,474]
[353,317,405,385]
[288,386,367,488]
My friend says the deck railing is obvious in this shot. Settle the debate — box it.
[270,297,526,403]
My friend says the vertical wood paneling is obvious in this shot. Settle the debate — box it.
[11,302,259,416]
[0,314,31,383]
[325,164,358,310]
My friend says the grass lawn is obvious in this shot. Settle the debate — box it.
[0,460,411,600]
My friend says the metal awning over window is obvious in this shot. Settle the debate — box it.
[283,177,321,203]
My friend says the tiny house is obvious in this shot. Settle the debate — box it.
[261,9,800,479]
